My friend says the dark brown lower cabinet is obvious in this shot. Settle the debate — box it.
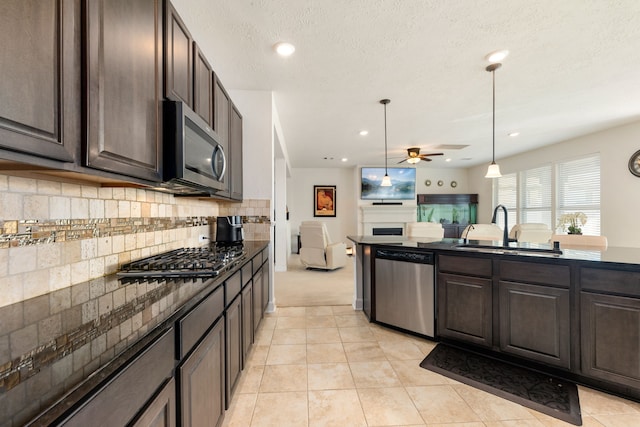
[499,281,570,368]
[438,273,493,347]
[132,378,176,427]
[225,295,242,406]
[178,319,225,427]
[57,328,175,426]
[581,292,640,388]
[242,281,254,363]
[261,258,270,312]
[253,266,264,333]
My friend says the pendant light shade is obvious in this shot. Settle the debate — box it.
[380,99,392,186]
[485,63,502,179]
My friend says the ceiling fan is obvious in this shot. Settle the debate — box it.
[397,147,444,164]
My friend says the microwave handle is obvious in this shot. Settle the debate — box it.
[212,144,227,181]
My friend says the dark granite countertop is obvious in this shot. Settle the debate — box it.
[347,235,640,268]
[1,240,269,426]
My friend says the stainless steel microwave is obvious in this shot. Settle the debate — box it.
[162,101,226,194]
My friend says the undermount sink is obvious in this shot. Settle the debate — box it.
[455,243,562,257]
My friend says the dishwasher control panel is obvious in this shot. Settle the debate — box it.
[375,248,434,264]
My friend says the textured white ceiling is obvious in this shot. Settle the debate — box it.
[172,0,640,169]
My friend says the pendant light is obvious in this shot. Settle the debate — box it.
[380,99,392,186]
[485,63,502,178]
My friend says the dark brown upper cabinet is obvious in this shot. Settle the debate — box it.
[230,104,243,200]
[0,0,80,163]
[193,43,214,127]
[165,3,192,106]
[213,76,231,198]
[84,0,163,182]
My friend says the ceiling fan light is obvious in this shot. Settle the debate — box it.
[485,162,502,178]
[407,157,420,164]
[381,174,392,187]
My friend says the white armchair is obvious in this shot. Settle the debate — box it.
[299,221,347,270]
[510,223,553,243]
[406,222,444,239]
[461,224,503,241]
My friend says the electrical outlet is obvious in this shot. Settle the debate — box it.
[198,234,208,243]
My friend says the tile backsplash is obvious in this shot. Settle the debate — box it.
[0,173,271,308]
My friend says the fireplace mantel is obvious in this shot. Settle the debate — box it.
[361,205,417,235]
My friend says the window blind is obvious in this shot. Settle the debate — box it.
[494,173,517,230]
[557,154,601,235]
[520,164,552,227]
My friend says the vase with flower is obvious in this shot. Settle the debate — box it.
[557,212,587,235]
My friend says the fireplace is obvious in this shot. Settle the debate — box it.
[373,227,403,236]
[360,205,417,235]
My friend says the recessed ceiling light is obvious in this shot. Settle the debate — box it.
[485,49,509,63]
[508,132,520,137]
[359,130,369,136]
[445,158,452,162]
[273,42,295,57]
[341,158,348,162]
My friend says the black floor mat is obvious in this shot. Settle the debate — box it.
[420,343,582,425]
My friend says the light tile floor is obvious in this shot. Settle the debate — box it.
[222,306,640,427]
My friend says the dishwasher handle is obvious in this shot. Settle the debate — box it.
[375,249,434,264]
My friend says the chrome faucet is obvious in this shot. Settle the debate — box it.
[491,204,509,246]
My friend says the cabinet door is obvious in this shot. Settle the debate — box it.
[499,281,570,368]
[85,0,163,182]
[164,2,192,105]
[213,76,231,198]
[230,104,243,200]
[178,319,225,427]
[132,378,176,427]
[262,258,270,312]
[242,281,254,363]
[581,292,640,388]
[225,295,242,406]
[437,273,492,347]
[193,43,213,126]
[253,267,264,333]
[0,0,79,162]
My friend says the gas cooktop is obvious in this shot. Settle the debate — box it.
[117,244,246,281]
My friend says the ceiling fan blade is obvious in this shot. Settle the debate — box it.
[397,158,408,164]
[421,153,444,157]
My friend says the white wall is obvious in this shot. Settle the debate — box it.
[467,120,640,248]
[287,166,471,245]
[228,90,274,200]
[288,167,358,247]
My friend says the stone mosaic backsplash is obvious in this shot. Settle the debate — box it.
[0,217,208,248]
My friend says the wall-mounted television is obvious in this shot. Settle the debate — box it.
[361,167,416,200]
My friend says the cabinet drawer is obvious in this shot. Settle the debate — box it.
[177,285,224,359]
[58,328,175,426]
[438,254,492,277]
[500,260,570,288]
[252,252,263,275]
[226,271,242,306]
[242,260,252,286]
[581,267,640,296]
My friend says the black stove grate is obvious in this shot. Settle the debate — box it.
[117,244,246,281]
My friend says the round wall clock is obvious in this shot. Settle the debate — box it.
[629,149,640,177]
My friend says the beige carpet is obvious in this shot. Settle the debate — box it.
[274,254,354,307]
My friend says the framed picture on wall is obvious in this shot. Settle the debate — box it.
[314,185,336,217]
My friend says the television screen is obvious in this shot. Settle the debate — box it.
[361,167,416,200]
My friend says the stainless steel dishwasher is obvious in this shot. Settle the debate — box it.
[374,248,435,338]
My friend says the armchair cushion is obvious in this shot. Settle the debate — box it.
[299,221,347,270]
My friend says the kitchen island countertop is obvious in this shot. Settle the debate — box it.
[347,235,640,267]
